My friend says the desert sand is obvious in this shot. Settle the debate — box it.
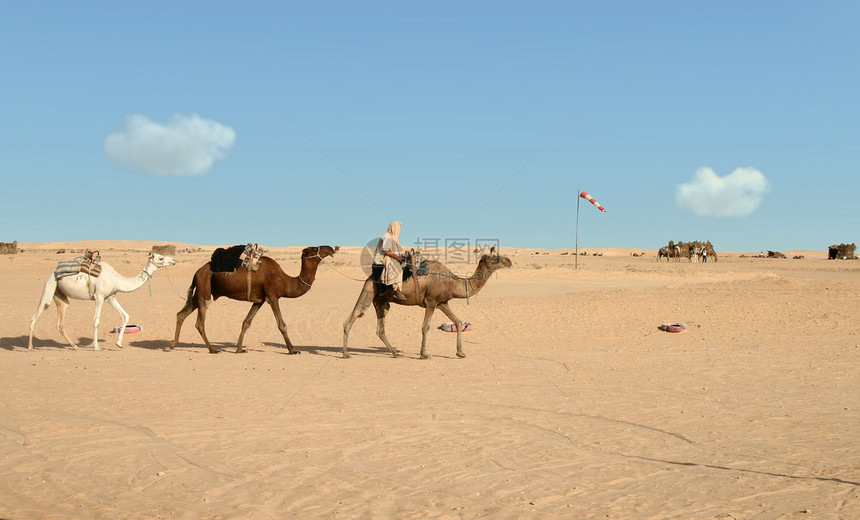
[1,241,858,519]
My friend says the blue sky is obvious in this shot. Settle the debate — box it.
[1,2,857,251]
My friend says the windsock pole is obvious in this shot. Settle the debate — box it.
[575,188,580,269]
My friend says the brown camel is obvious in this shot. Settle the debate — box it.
[657,247,670,262]
[342,253,512,359]
[170,245,337,354]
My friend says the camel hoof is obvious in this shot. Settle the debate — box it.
[208,349,221,354]
[341,353,351,359]
[287,350,301,355]
[235,348,247,354]
[420,354,430,360]
[115,342,123,349]
[392,352,403,358]
[456,352,466,358]
[93,345,101,351]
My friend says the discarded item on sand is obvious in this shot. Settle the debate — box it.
[659,323,686,333]
[440,321,472,332]
[112,324,143,334]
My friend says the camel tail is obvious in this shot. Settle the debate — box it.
[185,277,197,306]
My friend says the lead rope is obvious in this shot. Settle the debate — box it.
[466,279,470,305]
[163,268,190,301]
[142,270,152,296]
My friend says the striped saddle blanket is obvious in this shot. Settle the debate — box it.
[54,251,102,280]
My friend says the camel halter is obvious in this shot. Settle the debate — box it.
[305,247,324,261]
[298,247,323,287]
[141,269,153,296]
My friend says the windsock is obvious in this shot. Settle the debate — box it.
[580,191,606,213]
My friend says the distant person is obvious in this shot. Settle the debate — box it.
[373,221,407,300]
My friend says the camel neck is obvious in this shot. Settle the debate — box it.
[454,261,492,299]
[290,257,320,296]
[116,263,155,293]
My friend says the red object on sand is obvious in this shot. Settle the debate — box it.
[113,324,142,334]
[660,323,686,333]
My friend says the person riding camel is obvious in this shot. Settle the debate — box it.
[373,221,407,300]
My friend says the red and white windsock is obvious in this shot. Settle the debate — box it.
[580,191,606,213]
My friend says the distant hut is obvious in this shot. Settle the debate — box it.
[0,241,18,254]
[828,243,856,260]
[152,244,177,256]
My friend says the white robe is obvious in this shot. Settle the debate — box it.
[374,233,402,287]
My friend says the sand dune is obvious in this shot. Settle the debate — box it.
[2,241,858,519]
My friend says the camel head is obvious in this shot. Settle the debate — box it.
[480,253,512,272]
[148,252,177,268]
[302,245,337,261]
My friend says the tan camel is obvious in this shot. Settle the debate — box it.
[169,246,336,354]
[342,253,512,359]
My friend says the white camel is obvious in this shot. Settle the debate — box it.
[28,252,177,351]
[690,245,701,263]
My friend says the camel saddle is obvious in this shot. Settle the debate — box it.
[210,244,266,273]
[372,251,428,293]
[240,243,265,272]
[80,250,102,277]
[54,250,102,280]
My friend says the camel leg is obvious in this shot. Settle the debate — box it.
[54,293,79,350]
[90,295,106,351]
[28,277,59,350]
[374,299,402,358]
[169,300,197,351]
[105,295,130,348]
[195,299,220,354]
[236,301,264,354]
[268,298,299,354]
[342,282,375,359]
[438,302,466,358]
[419,303,437,360]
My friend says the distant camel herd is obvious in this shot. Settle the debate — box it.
[27,246,512,359]
[657,241,717,263]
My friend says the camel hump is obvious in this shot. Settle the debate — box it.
[422,260,453,276]
[210,245,246,273]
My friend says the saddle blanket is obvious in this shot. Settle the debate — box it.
[54,251,102,280]
[54,259,82,280]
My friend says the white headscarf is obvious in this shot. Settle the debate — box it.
[374,221,402,264]
[386,221,401,244]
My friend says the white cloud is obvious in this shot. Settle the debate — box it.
[104,113,236,177]
[675,167,770,218]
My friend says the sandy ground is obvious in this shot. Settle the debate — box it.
[1,241,858,519]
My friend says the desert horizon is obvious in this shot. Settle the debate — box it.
[12,239,832,259]
[2,240,858,519]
